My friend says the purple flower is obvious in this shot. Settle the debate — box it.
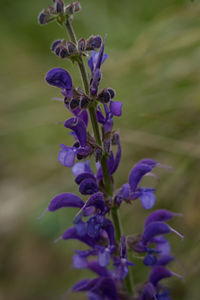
[46,67,73,97]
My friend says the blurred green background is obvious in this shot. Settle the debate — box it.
[1,0,200,299]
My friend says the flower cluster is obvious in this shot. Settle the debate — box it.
[38,1,183,299]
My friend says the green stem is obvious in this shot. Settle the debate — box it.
[65,18,133,296]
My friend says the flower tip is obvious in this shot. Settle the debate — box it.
[171,271,184,280]
[54,236,62,243]
[170,226,184,240]
[38,207,48,223]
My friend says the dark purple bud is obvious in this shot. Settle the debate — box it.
[78,38,86,52]
[79,178,99,195]
[143,254,157,266]
[48,192,84,211]
[80,95,89,109]
[59,46,69,58]
[38,10,49,25]
[54,0,64,13]
[65,3,75,15]
[64,117,87,147]
[46,67,72,91]
[96,41,105,70]
[74,1,82,13]
[55,46,61,56]
[98,88,111,103]
[50,39,61,52]
[145,209,182,228]
[110,101,122,117]
[87,35,102,50]
[149,266,172,286]
[90,69,101,96]
[69,98,80,110]
[108,88,115,99]
[85,192,105,211]
[75,172,96,185]
[67,41,77,55]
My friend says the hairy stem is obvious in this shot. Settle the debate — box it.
[65,18,133,296]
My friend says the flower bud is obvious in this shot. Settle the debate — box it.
[78,38,86,52]
[38,9,52,25]
[70,98,80,110]
[50,39,61,52]
[108,88,115,99]
[86,35,102,50]
[67,41,77,55]
[80,96,89,109]
[65,3,75,15]
[74,1,82,13]
[98,88,111,103]
[54,0,64,14]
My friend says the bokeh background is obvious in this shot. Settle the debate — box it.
[1,0,200,299]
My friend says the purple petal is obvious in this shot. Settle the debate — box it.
[75,172,96,184]
[110,101,123,117]
[62,227,98,247]
[156,255,174,266]
[98,248,111,267]
[72,160,92,176]
[142,222,171,245]
[73,254,88,269]
[96,107,105,124]
[87,215,104,238]
[145,209,179,228]
[154,237,171,255]
[64,117,87,147]
[85,192,105,211]
[79,178,99,195]
[139,190,156,209]
[143,254,157,266]
[58,145,76,167]
[149,266,172,286]
[87,261,110,277]
[115,183,130,205]
[129,161,154,192]
[46,68,72,92]
[48,193,84,211]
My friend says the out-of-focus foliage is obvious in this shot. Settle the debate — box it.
[0,0,200,299]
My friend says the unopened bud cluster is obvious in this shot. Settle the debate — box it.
[38,0,81,25]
